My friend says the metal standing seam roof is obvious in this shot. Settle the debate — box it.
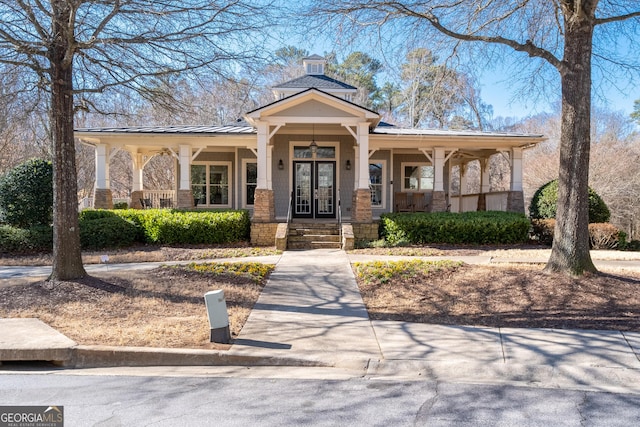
[75,123,542,139]
[74,125,256,134]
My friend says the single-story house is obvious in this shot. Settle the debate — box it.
[75,55,545,247]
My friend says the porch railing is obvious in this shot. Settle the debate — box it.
[449,191,510,213]
[286,191,293,226]
[139,190,176,209]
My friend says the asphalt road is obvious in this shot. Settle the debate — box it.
[2,369,640,426]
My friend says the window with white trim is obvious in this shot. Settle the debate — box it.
[369,161,385,208]
[191,162,231,207]
[243,160,257,207]
[402,163,434,191]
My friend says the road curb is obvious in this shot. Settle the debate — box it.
[71,345,332,369]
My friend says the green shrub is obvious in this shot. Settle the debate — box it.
[622,239,640,251]
[113,202,129,209]
[79,208,250,245]
[380,211,530,245]
[0,159,53,227]
[79,216,139,249]
[529,179,610,223]
[0,224,52,254]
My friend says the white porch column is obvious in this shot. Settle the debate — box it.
[357,122,370,189]
[179,144,191,190]
[132,153,144,192]
[433,147,445,192]
[256,121,269,189]
[95,143,110,189]
[267,144,273,190]
[93,143,113,208]
[481,158,491,193]
[510,147,523,191]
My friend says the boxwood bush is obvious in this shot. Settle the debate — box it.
[79,208,250,245]
[380,211,531,245]
[0,224,53,254]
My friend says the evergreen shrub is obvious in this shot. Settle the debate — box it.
[529,179,610,223]
[0,159,53,228]
[380,211,530,245]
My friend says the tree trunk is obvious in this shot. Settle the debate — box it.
[48,1,86,281]
[544,9,597,275]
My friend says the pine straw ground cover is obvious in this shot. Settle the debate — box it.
[353,260,640,332]
[0,262,273,349]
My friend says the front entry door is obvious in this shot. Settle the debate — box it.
[293,161,336,219]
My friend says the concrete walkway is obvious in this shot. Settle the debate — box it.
[228,250,381,368]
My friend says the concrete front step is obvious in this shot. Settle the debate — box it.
[287,223,342,249]
[288,241,342,250]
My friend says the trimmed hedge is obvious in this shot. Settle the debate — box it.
[380,211,530,245]
[529,179,610,223]
[79,208,250,245]
[0,209,251,254]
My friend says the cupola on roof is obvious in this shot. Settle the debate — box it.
[271,54,357,102]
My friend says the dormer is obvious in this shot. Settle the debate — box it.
[303,54,326,75]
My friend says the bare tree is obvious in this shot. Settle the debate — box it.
[0,1,274,280]
[312,0,640,275]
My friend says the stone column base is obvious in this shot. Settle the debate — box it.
[93,188,113,209]
[177,189,194,209]
[430,191,448,212]
[130,190,144,209]
[476,193,486,211]
[352,188,372,223]
[253,189,275,222]
[507,191,525,213]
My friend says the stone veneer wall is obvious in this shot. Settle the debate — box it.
[352,188,372,222]
[93,188,113,209]
[130,190,144,209]
[352,222,379,242]
[251,222,279,246]
[176,189,194,209]
[430,191,448,212]
[253,189,275,222]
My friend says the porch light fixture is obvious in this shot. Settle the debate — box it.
[309,123,318,155]
[345,160,351,170]
[278,159,284,170]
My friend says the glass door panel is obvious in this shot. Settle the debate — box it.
[294,162,312,217]
[315,162,335,218]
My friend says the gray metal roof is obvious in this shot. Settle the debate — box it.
[273,74,357,90]
[75,125,256,134]
[371,126,543,138]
